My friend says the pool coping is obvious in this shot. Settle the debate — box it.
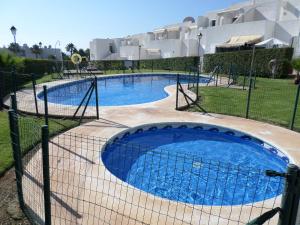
[4,72,221,117]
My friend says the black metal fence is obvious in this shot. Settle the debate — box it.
[0,69,100,123]
[8,108,300,225]
[184,74,300,132]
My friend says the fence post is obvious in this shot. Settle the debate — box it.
[11,67,17,96]
[41,125,52,225]
[196,71,200,101]
[246,78,253,119]
[290,83,300,130]
[31,73,39,115]
[8,109,25,210]
[43,86,49,126]
[94,76,99,120]
[10,93,17,112]
[152,60,154,72]
[176,74,179,110]
[278,164,300,225]
[215,72,219,87]
[0,71,3,110]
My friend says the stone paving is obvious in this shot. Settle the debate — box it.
[17,73,300,225]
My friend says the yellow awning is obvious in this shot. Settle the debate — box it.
[217,35,263,48]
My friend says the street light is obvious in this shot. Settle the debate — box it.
[197,33,203,73]
[10,26,17,44]
[138,45,142,71]
[55,40,64,72]
[54,40,61,59]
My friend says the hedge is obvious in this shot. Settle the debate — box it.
[91,57,199,72]
[203,47,294,78]
[93,60,125,71]
[0,59,75,100]
[139,57,199,71]
[22,59,75,75]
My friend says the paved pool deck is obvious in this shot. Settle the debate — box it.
[19,73,300,225]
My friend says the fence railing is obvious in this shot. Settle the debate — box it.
[182,74,300,132]
[8,108,300,224]
[1,69,100,124]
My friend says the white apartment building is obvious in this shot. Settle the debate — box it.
[90,0,300,61]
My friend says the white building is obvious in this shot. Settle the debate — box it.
[1,44,62,60]
[90,0,300,60]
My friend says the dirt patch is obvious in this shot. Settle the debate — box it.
[0,169,29,225]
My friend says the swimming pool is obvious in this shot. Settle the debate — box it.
[38,74,209,106]
[102,123,288,206]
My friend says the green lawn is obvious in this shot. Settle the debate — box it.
[0,111,78,175]
[190,77,300,131]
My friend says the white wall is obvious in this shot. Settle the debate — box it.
[202,20,275,53]
[90,0,300,60]
[144,39,183,58]
[90,39,113,60]
[120,46,138,60]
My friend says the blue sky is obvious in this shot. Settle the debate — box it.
[0,0,242,51]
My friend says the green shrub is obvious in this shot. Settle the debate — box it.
[140,57,199,71]
[291,58,300,73]
[20,59,76,75]
[203,48,294,78]
[93,60,125,70]
[0,51,24,71]
[92,57,199,72]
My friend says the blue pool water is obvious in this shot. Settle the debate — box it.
[102,125,288,206]
[39,74,209,106]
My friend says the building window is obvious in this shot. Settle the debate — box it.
[211,20,216,27]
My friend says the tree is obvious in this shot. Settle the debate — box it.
[85,48,90,60]
[8,43,21,54]
[78,48,86,56]
[62,52,70,60]
[48,54,56,60]
[291,58,300,84]
[31,44,42,59]
[0,51,24,70]
[66,43,77,56]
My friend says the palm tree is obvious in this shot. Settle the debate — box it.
[66,43,77,56]
[31,44,42,58]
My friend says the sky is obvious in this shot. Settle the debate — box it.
[0,0,242,51]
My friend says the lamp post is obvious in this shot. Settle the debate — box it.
[10,26,17,54]
[197,33,203,73]
[138,45,142,71]
[54,40,60,59]
[10,26,17,44]
[54,40,64,72]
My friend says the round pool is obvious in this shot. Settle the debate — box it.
[38,74,209,106]
[102,123,288,206]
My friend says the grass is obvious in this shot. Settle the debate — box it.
[190,77,300,131]
[0,111,78,175]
